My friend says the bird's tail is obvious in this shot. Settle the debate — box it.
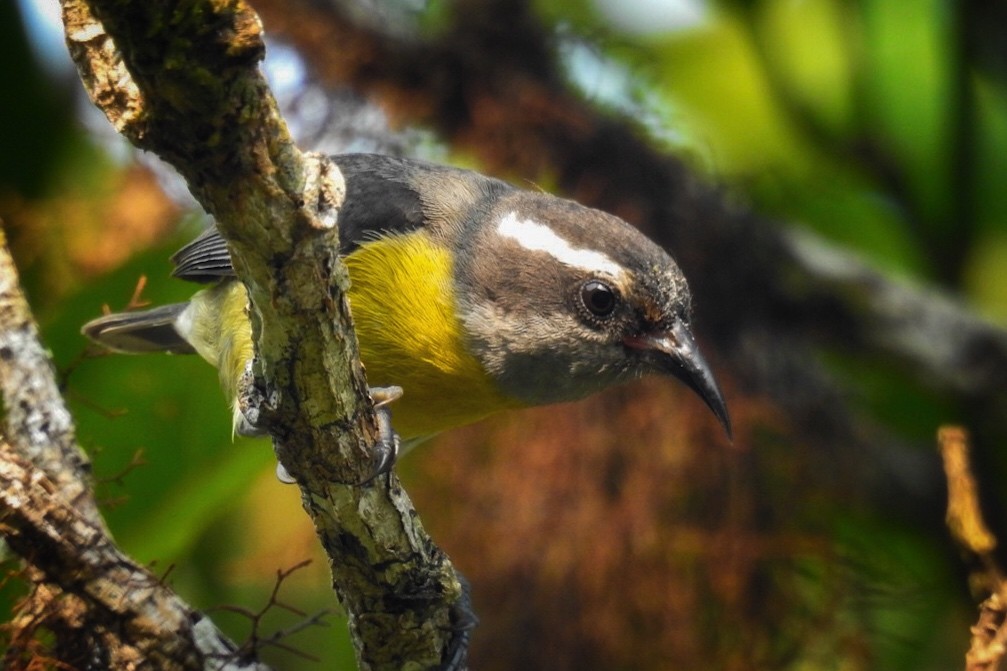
[82,303,196,355]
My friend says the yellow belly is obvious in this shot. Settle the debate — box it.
[344,232,522,437]
[190,232,519,439]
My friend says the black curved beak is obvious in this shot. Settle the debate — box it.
[624,320,732,440]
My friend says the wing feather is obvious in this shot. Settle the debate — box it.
[170,153,503,283]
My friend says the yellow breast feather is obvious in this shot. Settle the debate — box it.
[343,232,521,438]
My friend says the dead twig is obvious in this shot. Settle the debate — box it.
[938,426,1007,671]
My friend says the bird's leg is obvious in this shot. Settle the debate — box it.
[276,384,404,486]
[234,414,266,438]
[235,357,403,485]
[232,361,297,483]
[358,385,403,485]
[235,362,268,438]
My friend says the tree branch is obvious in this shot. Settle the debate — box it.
[0,226,268,670]
[56,0,465,667]
[0,231,95,521]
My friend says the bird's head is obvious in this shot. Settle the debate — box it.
[453,190,731,438]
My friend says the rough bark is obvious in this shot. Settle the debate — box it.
[0,227,269,670]
[1,0,467,668]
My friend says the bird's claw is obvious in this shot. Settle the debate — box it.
[371,385,404,409]
[235,412,267,438]
[266,384,404,486]
[235,362,269,437]
[358,386,404,485]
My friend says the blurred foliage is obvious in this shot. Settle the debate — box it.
[2,0,1005,669]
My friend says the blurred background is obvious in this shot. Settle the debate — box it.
[2,0,1007,668]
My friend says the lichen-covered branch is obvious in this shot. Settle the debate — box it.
[0,443,270,670]
[58,0,464,667]
[0,233,95,522]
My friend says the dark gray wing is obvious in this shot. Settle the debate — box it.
[171,226,235,282]
[171,153,502,283]
[332,153,429,248]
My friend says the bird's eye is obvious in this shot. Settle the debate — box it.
[580,280,618,318]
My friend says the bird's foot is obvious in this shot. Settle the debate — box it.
[235,362,269,438]
[239,372,403,486]
[230,363,291,482]
[358,386,404,485]
[235,412,267,438]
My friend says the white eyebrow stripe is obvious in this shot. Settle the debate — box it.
[496,211,624,278]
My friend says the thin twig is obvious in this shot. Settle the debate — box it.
[938,426,1007,671]
[209,561,331,664]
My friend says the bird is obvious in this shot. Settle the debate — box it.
[82,153,730,454]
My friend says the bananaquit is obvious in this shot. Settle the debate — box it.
[83,153,730,447]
